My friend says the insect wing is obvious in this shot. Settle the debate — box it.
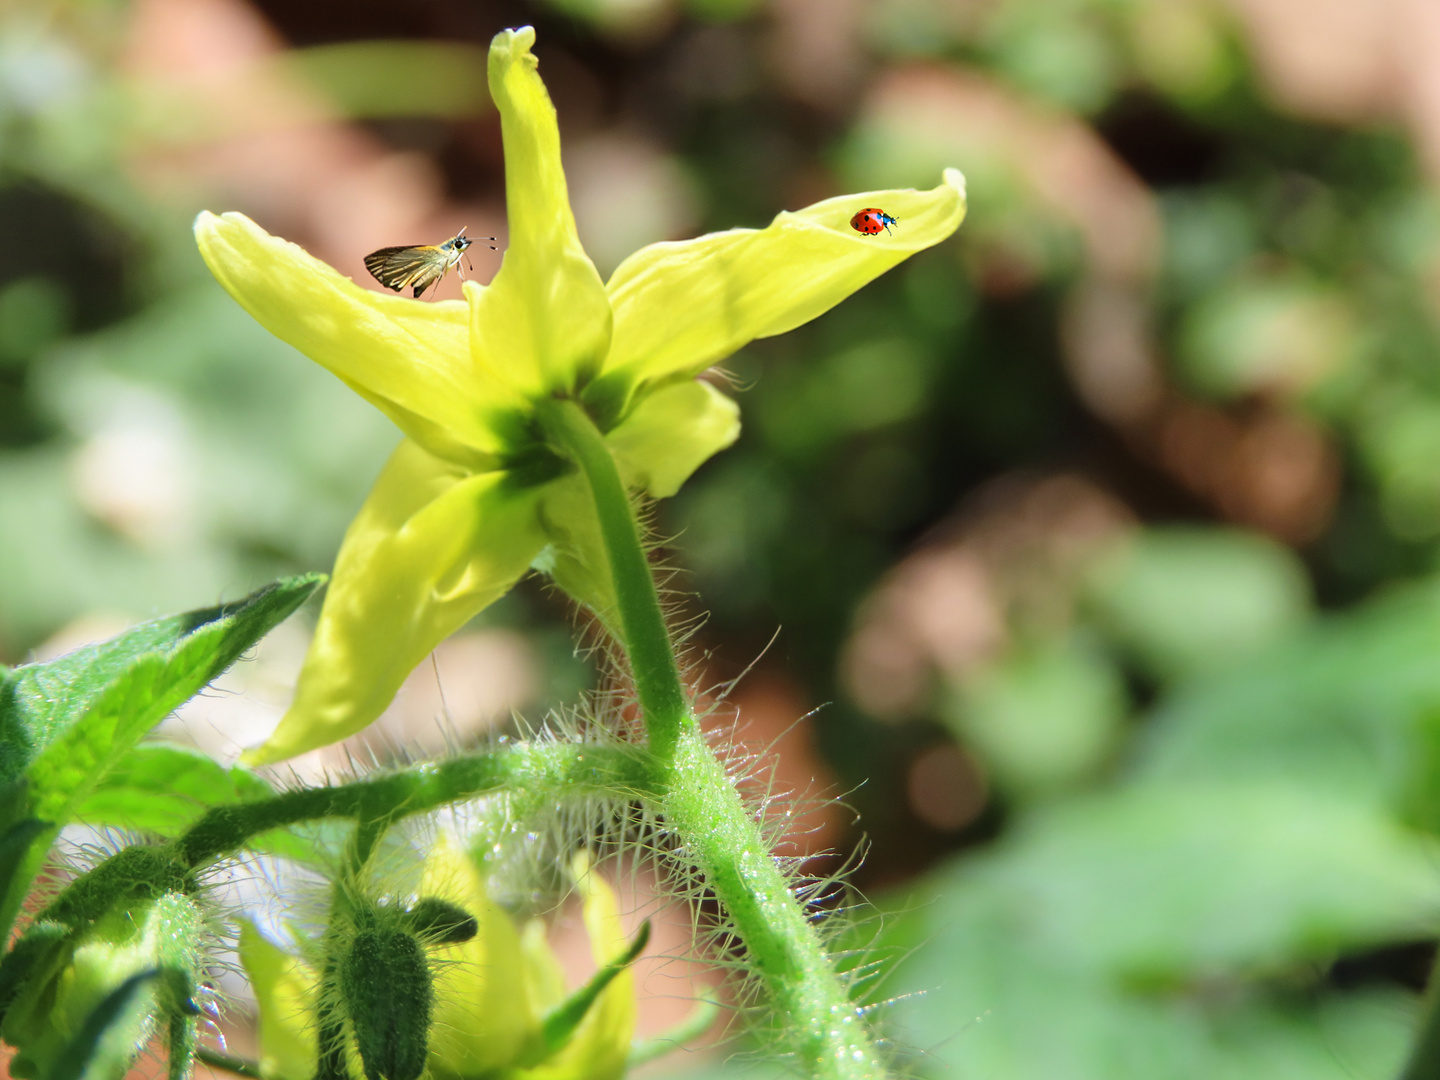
[364,244,448,295]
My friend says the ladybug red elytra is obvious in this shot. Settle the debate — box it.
[850,207,898,236]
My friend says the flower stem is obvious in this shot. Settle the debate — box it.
[176,741,645,866]
[24,742,646,946]
[540,398,886,1080]
[537,399,690,759]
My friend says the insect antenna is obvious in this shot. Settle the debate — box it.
[458,224,499,251]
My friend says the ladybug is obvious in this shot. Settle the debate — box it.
[850,207,898,236]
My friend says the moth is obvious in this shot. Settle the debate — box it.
[363,227,497,298]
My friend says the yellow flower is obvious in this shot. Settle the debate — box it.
[237,838,639,1080]
[196,26,966,764]
[237,920,320,1080]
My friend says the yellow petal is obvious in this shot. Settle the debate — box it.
[607,379,740,499]
[571,852,634,966]
[195,210,515,469]
[519,917,569,1016]
[423,834,539,1078]
[244,440,546,764]
[475,27,612,398]
[237,920,317,1080]
[589,169,967,418]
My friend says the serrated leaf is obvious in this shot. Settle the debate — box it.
[73,742,273,837]
[0,574,322,785]
[0,574,322,941]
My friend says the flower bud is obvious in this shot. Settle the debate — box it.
[2,892,206,1080]
[342,926,433,1080]
[238,837,643,1080]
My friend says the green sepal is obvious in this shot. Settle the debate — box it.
[0,574,322,941]
[404,897,479,945]
[626,997,720,1068]
[195,1047,265,1079]
[532,919,651,1063]
[41,968,161,1080]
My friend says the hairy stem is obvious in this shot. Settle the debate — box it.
[537,399,690,760]
[540,397,886,1080]
[33,743,648,936]
[177,740,648,866]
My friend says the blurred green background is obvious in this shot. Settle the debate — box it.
[6,0,1440,1075]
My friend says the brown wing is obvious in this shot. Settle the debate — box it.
[364,245,447,295]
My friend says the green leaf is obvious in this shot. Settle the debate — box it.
[1083,527,1311,683]
[1133,579,1440,814]
[890,880,1416,1080]
[0,574,322,942]
[945,634,1125,798]
[884,777,1430,1080]
[73,743,274,837]
[970,782,1440,981]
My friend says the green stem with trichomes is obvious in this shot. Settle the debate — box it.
[28,742,646,941]
[539,398,886,1080]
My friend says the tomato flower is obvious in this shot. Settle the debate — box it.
[196,26,966,764]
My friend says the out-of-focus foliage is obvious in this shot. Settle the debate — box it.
[7,0,1440,1074]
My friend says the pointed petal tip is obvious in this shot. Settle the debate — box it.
[943,167,967,201]
[193,209,266,252]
